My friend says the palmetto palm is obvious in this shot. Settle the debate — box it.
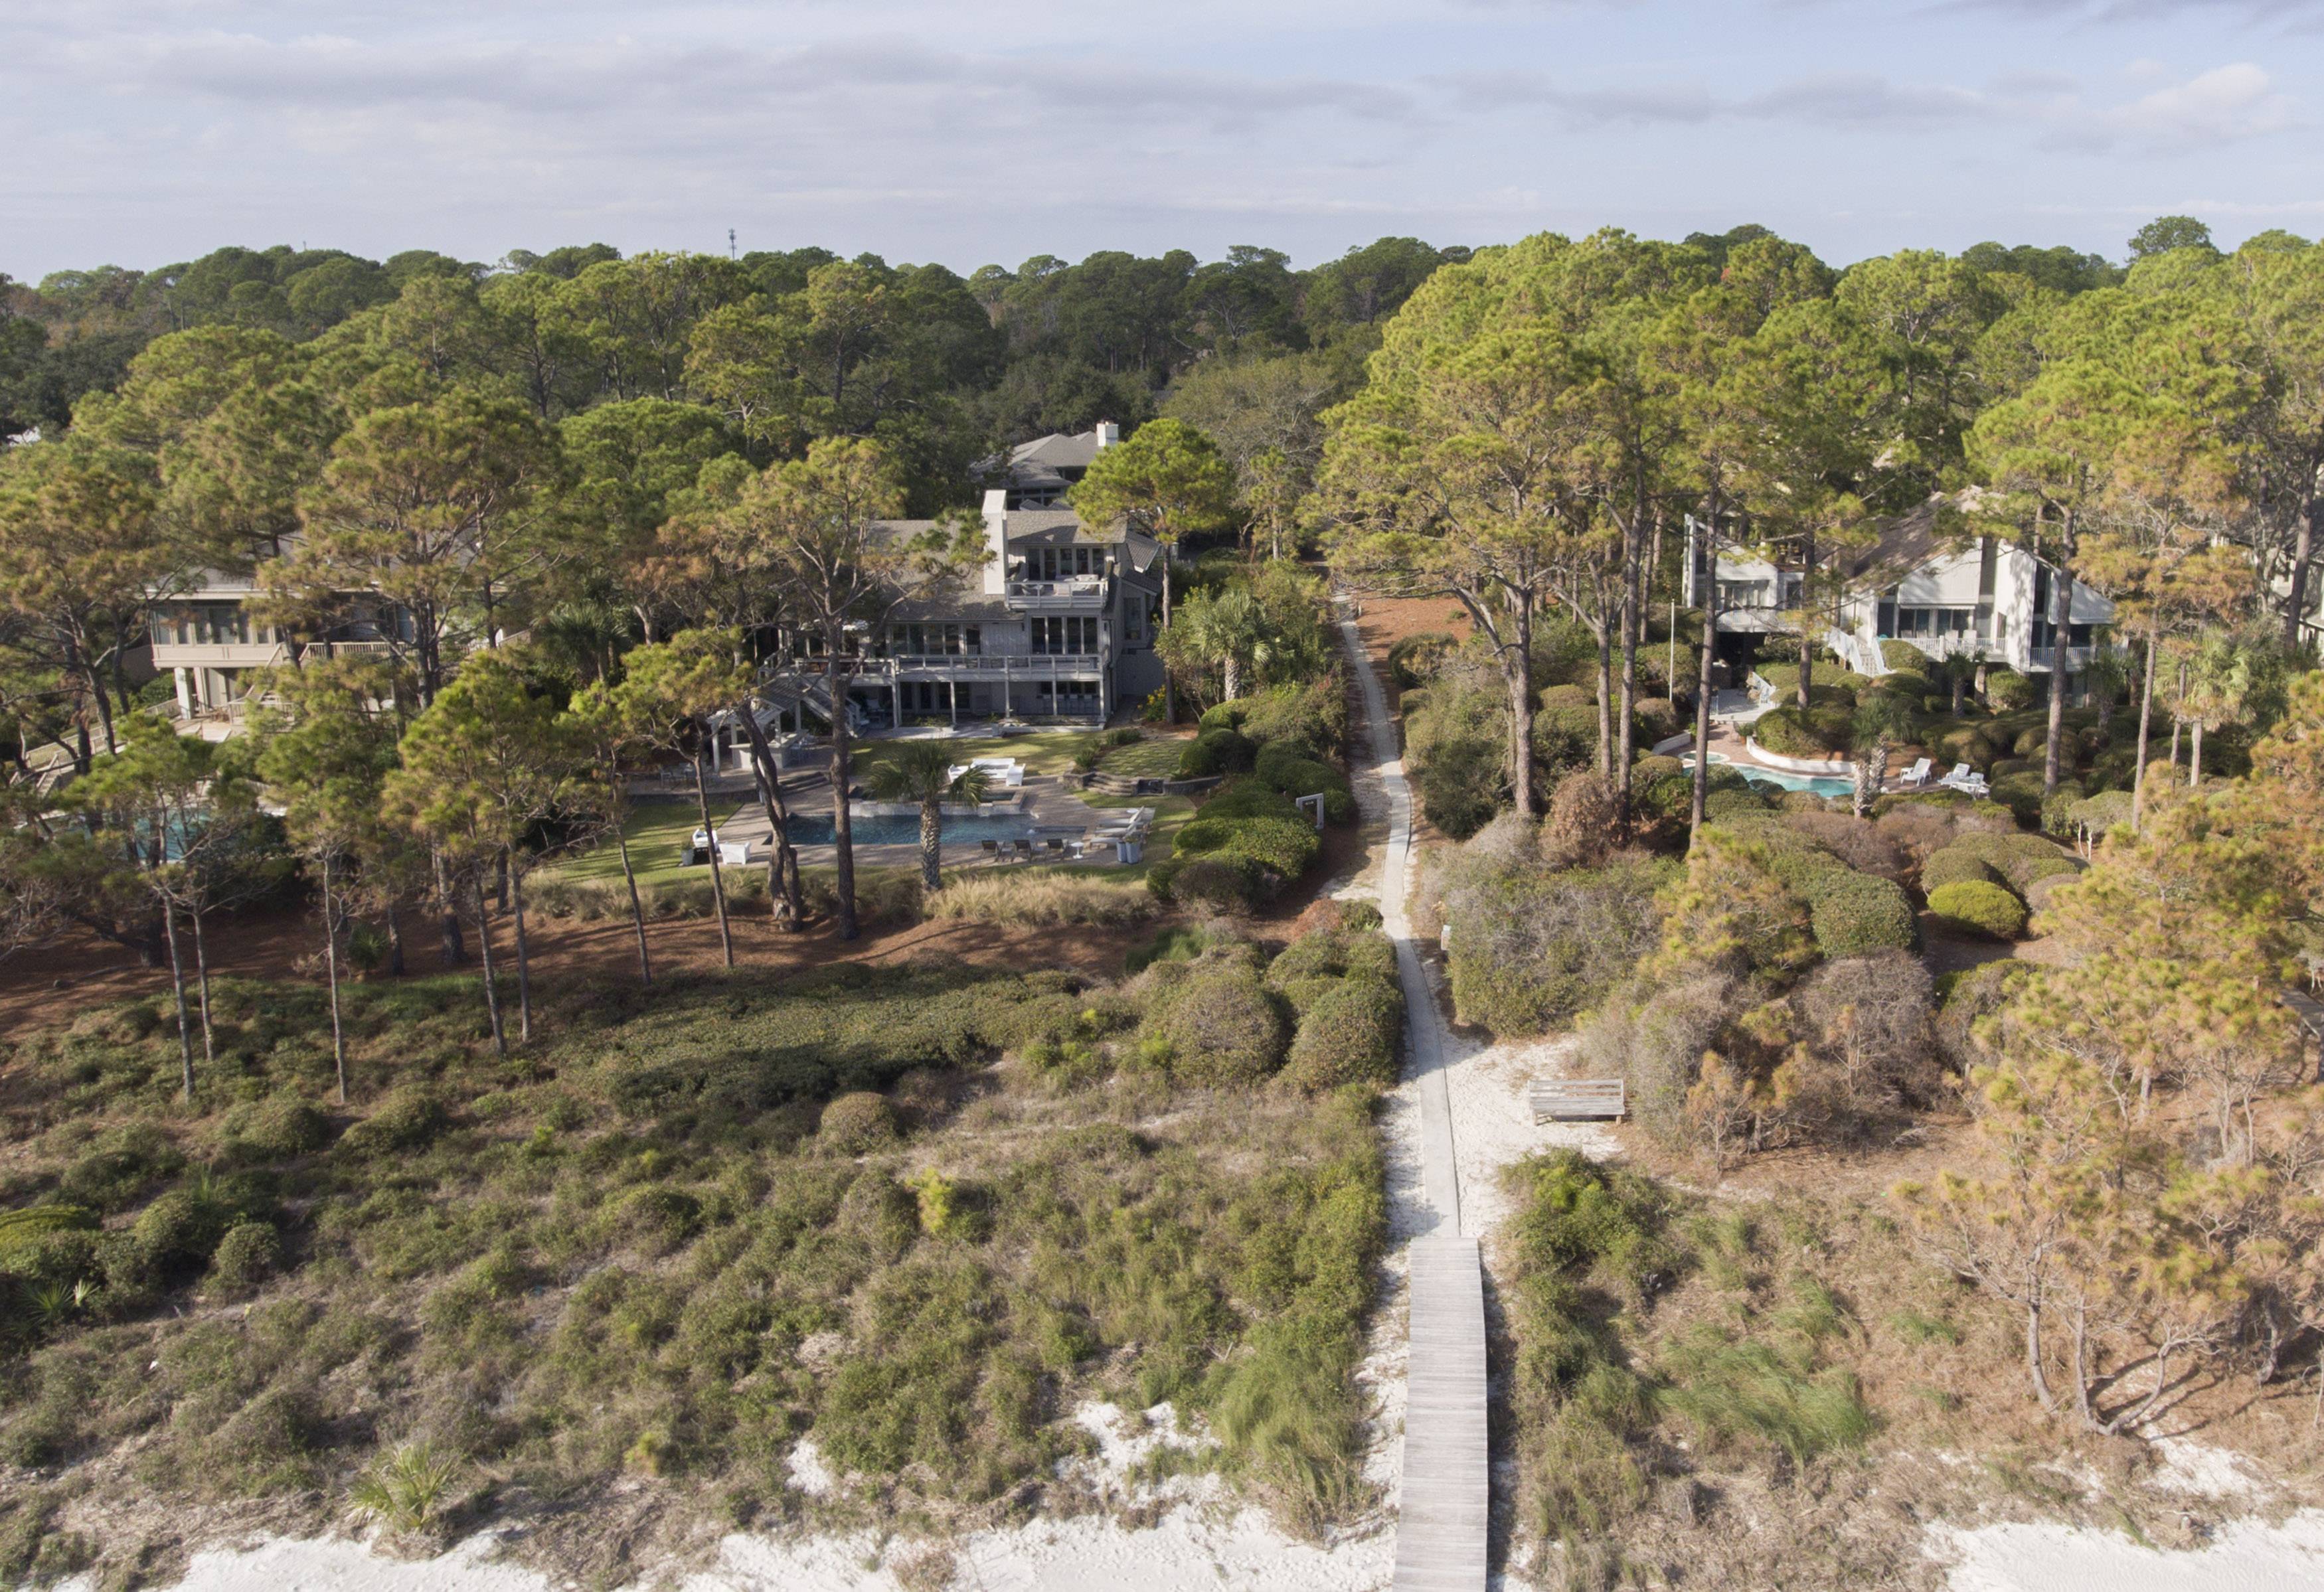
[866,742,992,892]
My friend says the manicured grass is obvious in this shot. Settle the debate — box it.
[549,799,740,889]
[854,728,1106,779]
[1098,732,1191,780]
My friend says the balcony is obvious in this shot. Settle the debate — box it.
[1003,577,1107,611]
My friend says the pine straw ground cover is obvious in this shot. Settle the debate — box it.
[0,959,1384,1587]
[1497,1152,2323,1592]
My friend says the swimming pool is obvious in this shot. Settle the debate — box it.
[1692,753,1855,801]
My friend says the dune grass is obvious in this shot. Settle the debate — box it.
[0,957,1384,1581]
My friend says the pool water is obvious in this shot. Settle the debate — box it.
[1695,754,1855,801]
[781,812,1034,847]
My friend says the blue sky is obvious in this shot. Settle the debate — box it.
[7,0,2323,279]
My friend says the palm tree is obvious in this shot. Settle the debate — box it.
[866,743,992,892]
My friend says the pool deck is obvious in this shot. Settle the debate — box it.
[684,766,1139,870]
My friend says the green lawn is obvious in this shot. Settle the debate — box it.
[550,800,737,889]
[1099,732,1191,779]
[853,728,1106,779]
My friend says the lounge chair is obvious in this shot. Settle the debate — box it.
[1902,757,1933,789]
[981,838,1001,860]
[1014,838,1037,861]
[1937,762,1989,795]
[1046,837,1066,857]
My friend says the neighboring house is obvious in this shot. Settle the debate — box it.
[983,422,1121,509]
[751,489,1166,739]
[1686,501,2117,688]
[147,562,410,729]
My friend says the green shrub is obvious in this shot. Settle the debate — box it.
[341,1089,449,1156]
[1125,923,1218,975]
[1282,979,1404,1092]
[1238,678,1347,756]
[0,1206,98,1270]
[1919,846,2002,893]
[1751,706,1851,758]
[1412,734,1501,838]
[1703,786,1774,819]
[1149,781,1322,910]
[1631,754,1683,789]
[236,1097,331,1160]
[1804,872,1920,957]
[1927,880,2028,939]
[1984,669,2036,711]
[1135,957,1289,1087]
[1177,727,1255,779]
[1442,844,1674,1036]
[1531,702,1602,781]
[133,1188,228,1273]
[1253,740,1355,823]
[1198,702,1248,732]
[1388,632,1455,690]
[1878,641,1932,675]
[819,1091,898,1154]
[208,1222,281,1293]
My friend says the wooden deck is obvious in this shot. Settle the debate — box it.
[1394,1235,1491,1590]
[1342,608,1490,1591]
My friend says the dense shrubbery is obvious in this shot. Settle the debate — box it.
[1177,724,1256,778]
[1750,703,1855,757]
[0,953,1394,1571]
[1434,815,1675,1037]
[1388,631,1457,690]
[1274,927,1404,1092]
[1149,779,1323,912]
[1926,879,2027,939]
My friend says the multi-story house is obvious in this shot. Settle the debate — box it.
[147,561,412,732]
[1686,501,2117,691]
[754,489,1165,736]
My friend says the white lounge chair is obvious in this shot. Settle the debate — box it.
[1902,757,1934,789]
[1937,762,1989,795]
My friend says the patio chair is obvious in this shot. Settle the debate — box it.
[1902,757,1933,788]
[981,839,1001,860]
[1013,838,1037,861]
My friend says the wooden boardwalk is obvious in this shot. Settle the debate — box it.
[1340,608,1490,1591]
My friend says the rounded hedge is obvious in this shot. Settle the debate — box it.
[1807,872,1920,957]
[1985,670,2036,711]
[1928,879,2028,939]
[1137,959,1289,1087]
[208,1220,281,1293]
[819,1091,898,1154]
[1920,846,2003,894]
[239,1097,330,1160]
[1178,727,1256,779]
[1282,978,1404,1091]
[1703,785,1775,819]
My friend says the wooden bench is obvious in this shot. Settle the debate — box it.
[1530,1078,1627,1123]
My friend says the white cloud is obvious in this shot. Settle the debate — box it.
[2100,60,2296,141]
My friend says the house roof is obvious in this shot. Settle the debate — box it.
[1841,499,1946,586]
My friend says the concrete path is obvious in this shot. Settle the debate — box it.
[1338,607,1489,1592]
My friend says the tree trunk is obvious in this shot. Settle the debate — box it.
[2025,1301,2058,1412]
[2190,718,2205,790]
[1797,530,1816,712]
[827,650,860,941]
[434,849,466,966]
[384,902,405,977]
[690,739,736,967]
[1617,513,1641,821]
[161,901,195,1097]
[1507,595,1537,817]
[735,700,805,929]
[1691,546,1720,847]
[606,769,652,985]
[2042,561,2074,795]
[1159,550,1176,723]
[188,902,216,1067]
[2284,466,2319,651]
[2132,632,2158,829]
[509,860,533,1044]
[472,873,506,1057]
[919,798,944,894]
[323,852,347,1105]
[1594,624,1614,779]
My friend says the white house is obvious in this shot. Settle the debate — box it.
[1687,501,2117,688]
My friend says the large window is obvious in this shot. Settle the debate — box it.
[1032,616,1098,655]
[888,622,980,657]
[150,601,260,647]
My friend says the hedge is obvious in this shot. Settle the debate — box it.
[1984,669,2036,711]
[1254,740,1356,823]
[1878,640,1933,675]
[1927,879,2028,939]
[1805,872,1920,957]
[1178,726,1256,779]
[1136,957,1291,1087]
[1920,846,2004,894]
[1752,704,1854,757]
[1148,781,1323,912]
[1389,632,1457,690]
[1282,978,1404,1091]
